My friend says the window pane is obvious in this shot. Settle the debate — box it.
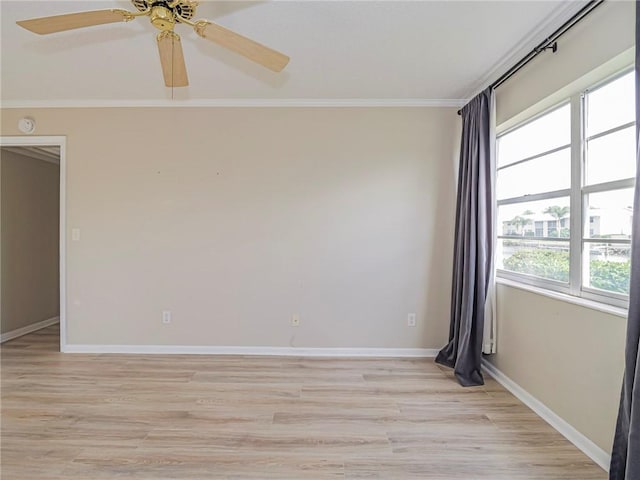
[585,189,634,239]
[499,198,570,238]
[583,242,631,294]
[497,104,570,167]
[497,148,570,200]
[585,126,636,185]
[586,71,635,137]
[498,239,569,282]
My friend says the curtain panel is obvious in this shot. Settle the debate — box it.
[435,87,495,387]
[609,2,640,478]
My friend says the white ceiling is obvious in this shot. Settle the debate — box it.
[1,1,586,106]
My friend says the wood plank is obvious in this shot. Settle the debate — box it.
[0,325,606,479]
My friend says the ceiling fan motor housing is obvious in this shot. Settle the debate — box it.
[150,5,175,30]
[132,0,197,29]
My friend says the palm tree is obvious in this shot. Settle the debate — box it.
[543,205,570,237]
[509,215,532,236]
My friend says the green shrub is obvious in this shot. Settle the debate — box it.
[590,260,630,294]
[503,249,630,293]
[503,249,569,282]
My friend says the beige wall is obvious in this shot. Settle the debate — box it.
[488,0,635,456]
[1,148,60,334]
[1,107,459,347]
[492,284,626,453]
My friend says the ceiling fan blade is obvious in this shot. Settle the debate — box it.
[16,9,133,35]
[157,32,189,87]
[194,21,289,72]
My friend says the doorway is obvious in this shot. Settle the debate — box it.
[0,136,66,352]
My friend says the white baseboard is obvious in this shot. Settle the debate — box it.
[482,359,610,471]
[1,316,60,343]
[63,344,439,357]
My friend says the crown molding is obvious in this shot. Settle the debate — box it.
[2,146,60,165]
[462,0,589,100]
[1,98,466,109]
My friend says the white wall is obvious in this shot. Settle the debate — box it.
[1,107,459,348]
[489,0,635,456]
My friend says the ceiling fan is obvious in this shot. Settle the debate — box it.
[16,0,290,87]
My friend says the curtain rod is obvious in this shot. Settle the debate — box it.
[457,0,605,115]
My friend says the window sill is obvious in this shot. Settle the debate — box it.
[496,277,628,318]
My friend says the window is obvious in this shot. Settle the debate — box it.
[535,221,544,237]
[496,70,635,307]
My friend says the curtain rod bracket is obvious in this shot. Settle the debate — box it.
[535,41,558,54]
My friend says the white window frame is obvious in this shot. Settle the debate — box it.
[496,68,635,309]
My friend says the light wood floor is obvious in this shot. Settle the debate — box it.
[1,325,604,479]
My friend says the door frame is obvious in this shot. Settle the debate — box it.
[1,136,67,352]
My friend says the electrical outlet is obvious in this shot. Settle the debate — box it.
[291,314,300,327]
[407,313,417,327]
[162,310,171,324]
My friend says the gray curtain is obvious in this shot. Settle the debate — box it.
[610,2,640,478]
[436,87,494,387]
